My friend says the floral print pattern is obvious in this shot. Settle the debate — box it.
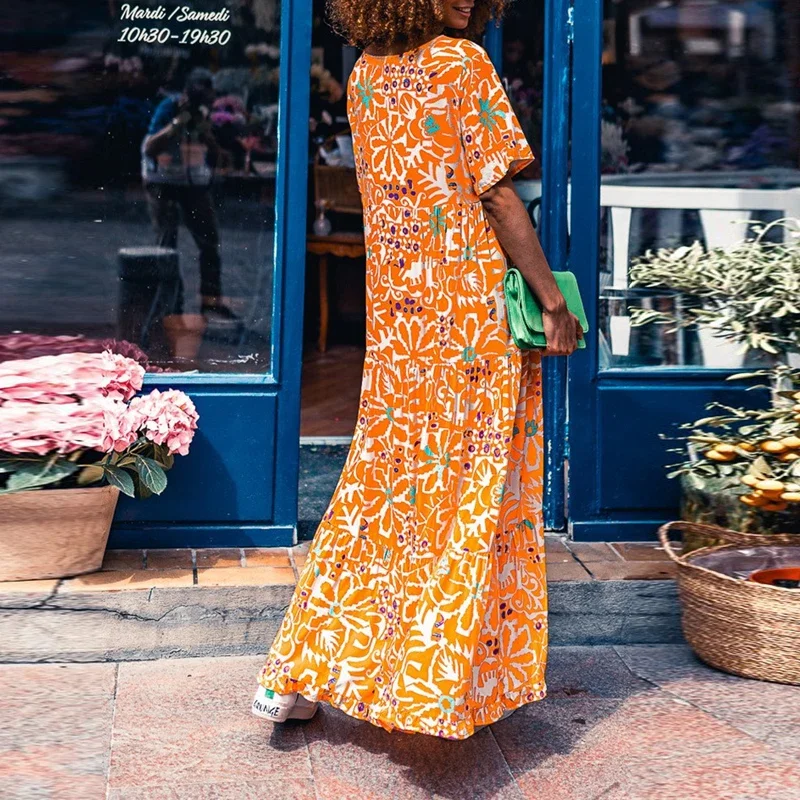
[258,35,545,740]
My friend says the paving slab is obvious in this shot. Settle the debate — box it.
[616,644,800,757]
[108,655,315,799]
[1,579,683,663]
[1,585,294,662]
[304,705,523,800]
[625,749,800,800]
[0,662,116,800]
[587,561,677,581]
[491,693,794,800]
[544,646,648,699]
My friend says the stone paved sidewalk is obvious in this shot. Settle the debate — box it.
[3,645,799,800]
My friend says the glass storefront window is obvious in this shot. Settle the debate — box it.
[500,3,544,208]
[598,0,800,369]
[1,1,281,374]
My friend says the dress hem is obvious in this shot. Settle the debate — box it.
[257,673,547,740]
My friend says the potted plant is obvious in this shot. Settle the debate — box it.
[628,219,800,369]
[665,364,800,551]
[0,350,198,581]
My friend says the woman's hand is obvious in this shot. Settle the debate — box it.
[542,303,583,356]
[480,173,585,358]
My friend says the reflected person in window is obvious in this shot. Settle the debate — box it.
[141,68,237,323]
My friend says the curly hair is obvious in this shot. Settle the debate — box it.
[326,0,510,49]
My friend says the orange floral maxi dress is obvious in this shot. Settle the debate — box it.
[258,35,546,740]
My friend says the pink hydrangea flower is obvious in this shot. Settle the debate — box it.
[129,389,198,456]
[0,398,110,455]
[0,351,196,463]
[0,334,153,370]
[101,399,143,453]
[100,352,146,401]
[0,351,144,404]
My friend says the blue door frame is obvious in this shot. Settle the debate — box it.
[109,0,312,549]
[567,0,767,541]
[488,2,572,531]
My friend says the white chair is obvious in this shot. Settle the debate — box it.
[516,170,800,285]
[516,171,800,363]
[600,175,800,288]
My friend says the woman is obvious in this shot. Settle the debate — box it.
[252,0,581,740]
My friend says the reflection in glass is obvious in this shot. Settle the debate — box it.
[499,4,544,214]
[0,1,281,373]
[598,0,800,369]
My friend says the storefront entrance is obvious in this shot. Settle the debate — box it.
[4,1,795,545]
[297,0,573,530]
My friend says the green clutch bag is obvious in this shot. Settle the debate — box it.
[503,267,589,350]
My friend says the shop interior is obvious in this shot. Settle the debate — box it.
[300,0,543,437]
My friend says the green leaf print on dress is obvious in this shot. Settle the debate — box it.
[478,97,506,131]
[357,78,375,108]
[429,206,447,237]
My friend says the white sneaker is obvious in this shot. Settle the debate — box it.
[251,685,318,722]
[476,707,517,730]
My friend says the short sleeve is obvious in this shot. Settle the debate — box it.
[459,42,535,195]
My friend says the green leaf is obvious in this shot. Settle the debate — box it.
[752,456,772,477]
[130,472,153,500]
[77,465,105,486]
[1,461,77,493]
[103,465,135,498]
[685,472,705,491]
[0,458,38,474]
[133,456,168,495]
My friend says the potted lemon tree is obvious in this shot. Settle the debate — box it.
[0,350,198,581]
[666,364,800,550]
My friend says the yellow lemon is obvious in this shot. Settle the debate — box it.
[755,479,785,494]
[705,450,735,462]
[715,443,737,455]
[737,443,756,452]
[780,436,800,449]
[779,453,800,462]
[760,441,787,454]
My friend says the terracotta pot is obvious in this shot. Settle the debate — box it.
[0,485,119,581]
[162,313,207,360]
[749,567,800,589]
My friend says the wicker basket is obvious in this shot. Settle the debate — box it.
[659,520,800,685]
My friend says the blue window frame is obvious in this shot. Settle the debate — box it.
[111,0,313,548]
[488,3,572,530]
[566,0,778,540]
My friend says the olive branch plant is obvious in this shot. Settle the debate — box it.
[628,218,800,357]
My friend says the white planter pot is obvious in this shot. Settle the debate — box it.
[696,325,746,369]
